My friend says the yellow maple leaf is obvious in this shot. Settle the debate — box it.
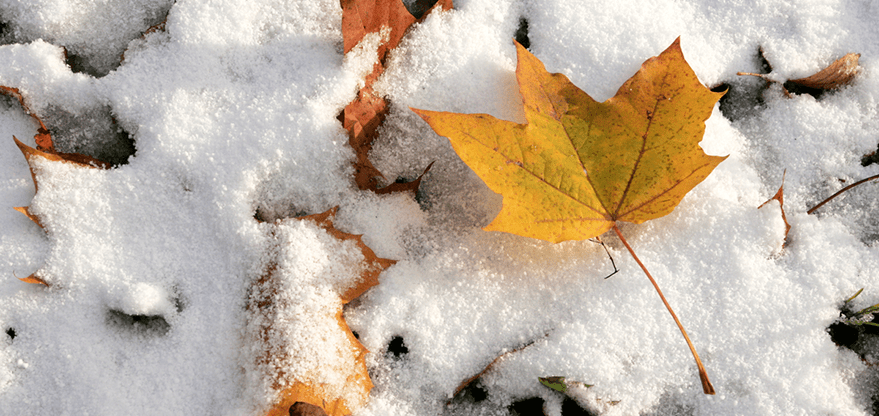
[412,38,725,243]
[412,38,724,395]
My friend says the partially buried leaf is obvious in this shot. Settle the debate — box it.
[3,85,113,168]
[538,376,594,393]
[13,206,44,229]
[289,401,329,416]
[10,134,108,289]
[14,136,109,193]
[539,376,568,393]
[11,136,108,242]
[374,161,433,195]
[1,86,54,151]
[339,0,451,192]
[251,207,395,416]
[412,38,726,244]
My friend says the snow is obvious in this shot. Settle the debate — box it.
[1,0,879,415]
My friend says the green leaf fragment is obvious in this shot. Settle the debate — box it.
[539,376,568,393]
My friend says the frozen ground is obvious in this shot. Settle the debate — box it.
[2,0,879,415]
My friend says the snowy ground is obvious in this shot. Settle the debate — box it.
[2,0,879,415]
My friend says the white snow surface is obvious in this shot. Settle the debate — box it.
[0,0,878,415]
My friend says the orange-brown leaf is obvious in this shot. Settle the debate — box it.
[374,161,433,195]
[5,86,112,169]
[1,86,55,151]
[18,273,50,286]
[254,207,395,416]
[339,0,451,192]
[13,206,44,229]
[341,0,451,55]
[14,136,109,195]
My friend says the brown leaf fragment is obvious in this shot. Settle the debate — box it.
[789,53,860,90]
[375,161,434,195]
[265,381,351,416]
[4,87,113,168]
[339,0,452,193]
[758,171,791,247]
[1,86,55,151]
[13,206,43,229]
[297,207,396,303]
[17,273,49,287]
[341,0,452,55]
[14,136,109,195]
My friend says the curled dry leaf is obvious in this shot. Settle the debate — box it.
[251,207,395,416]
[737,51,860,96]
[16,273,50,286]
[788,53,860,90]
[339,0,451,192]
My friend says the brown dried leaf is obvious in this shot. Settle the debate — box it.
[288,400,330,416]
[14,136,109,195]
[339,0,451,192]
[253,207,395,416]
[789,53,860,90]
[374,161,433,195]
[737,51,860,97]
[18,273,50,287]
[4,86,112,168]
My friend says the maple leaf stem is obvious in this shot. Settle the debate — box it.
[611,224,715,395]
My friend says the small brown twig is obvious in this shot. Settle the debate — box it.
[590,236,619,279]
[807,174,879,214]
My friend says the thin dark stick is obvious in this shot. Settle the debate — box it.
[807,174,879,214]
[591,236,619,279]
[612,224,715,395]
